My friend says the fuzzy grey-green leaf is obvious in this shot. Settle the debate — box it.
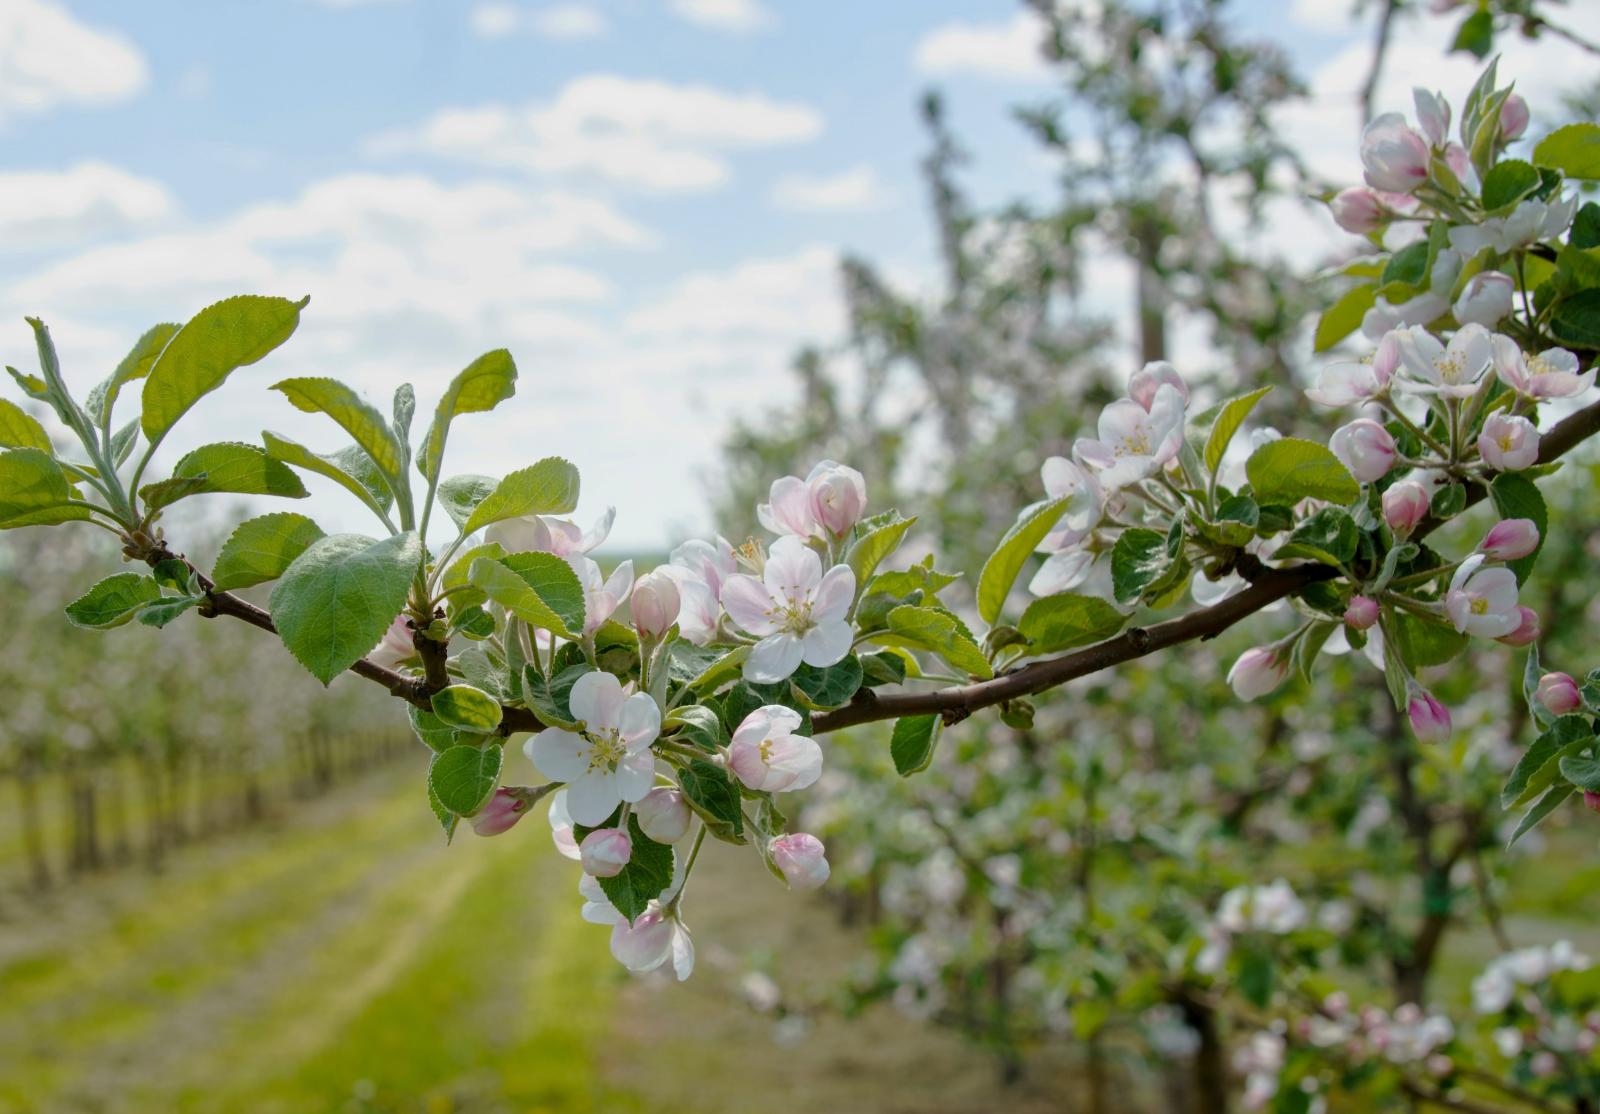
[212,512,326,590]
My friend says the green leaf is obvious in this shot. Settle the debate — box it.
[1275,507,1358,567]
[1503,715,1593,808]
[64,572,162,629]
[869,556,961,598]
[419,349,517,484]
[1559,753,1600,793]
[1550,290,1600,350]
[430,684,503,734]
[790,657,864,709]
[140,441,308,511]
[1203,386,1272,473]
[141,295,307,443]
[0,447,80,526]
[1110,528,1167,605]
[1382,242,1430,288]
[409,705,472,754]
[884,605,993,679]
[427,783,459,842]
[1490,472,1548,584]
[846,512,916,586]
[269,531,423,684]
[137,595,201,628]
[0,399,52,452]
[679,758,744,843]
[262,431,395,523]
[87,322,180,426]
[469,552,585,639]
[1314,285,1376,353]
[435,474,498,532]
[1017,592,1127,654]
[665,704,727,751]
[890,714,940,776]
[598,817,676,924]
[1509,785,1574,848]
[213,512,326,590]
[271,377,406,486]
[976,496,1073,624]
[1481,159,1542,211]
[859,648,909,686]
[1246,438,1360,506]
[427,743,503,815]
[1534,123,1600,180]
[1450,8,1493,58]
[1388,610,1469,670]
[459,457,581,537]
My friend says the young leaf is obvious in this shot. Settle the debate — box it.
[846,512,917,586]
[459,457,581,536]
[679,759,744,843]
[468,552,585,639]
[262,431,395,524]
[1111,528,1168,605]
[435,474,498,531]
[64,572,162,629]
[87,322,180,426]
[430,684,503,734]
[428,742,503,815]
[137,595,201,629]
[213,512,326,590]
[419,350,517,483]
[269,531,423,684]
[976,496,1073,625]
[271,377,406,484]
[1017,592,1127,654]
[1245,438,1360,507]
[141,296,307,443]
[1203,386,1272,473]
[890,714,941,776]
[1314,285,1376,353]
[1508,785,1574,848]
[884,605,993,679]
[0,399,52,452]
[0,448,85,528]
[140,442,308,511]
[1534,122,1600,180]
[790,657,864,709]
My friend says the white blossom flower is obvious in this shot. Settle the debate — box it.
[367,613,415,670]
[1479,413,1540,471]
[1360,112,1430,193]
[720,536,855,683]
[728,705,822,792]
[488,507,615,557]
[1395,322,1493,398]
[1493,335,1596,399]
[547,789,581,860]
[1448,194,1578,256]
[1306,331,1400,407]
[525,671,660,825]
[1074,383,1186,490]
[757,460,868,542]
[1028,455,1104,595]
[1444,554,1520,639]
[572,556,633,635]
[659,536,736,645]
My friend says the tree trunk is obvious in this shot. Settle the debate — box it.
[17,765,51,891]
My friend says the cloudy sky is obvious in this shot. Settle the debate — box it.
[3,0,1596,550]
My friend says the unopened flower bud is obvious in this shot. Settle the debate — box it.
[1330,187,1386,235]
[1344,595,1380,631]
[806,461,868,538]
[1453,272,1514,328]
[771,833,830,891]
[580,826,632,878]
[1331,418,1397,483]
[1383,480,1430,535]
[635,786,691,843]
[470,788,527,837]
[1479,413,1540,472]
[1227,646,1289,701]
[1408,686,1452,743]
[1495,607,1541,647]
[1361,113,1430,194]
[1537,672,1582,716]
[1480,518,1540,561]
[630,569,681,640]
[1585,790,1600,814]
[1500,94,1530,141]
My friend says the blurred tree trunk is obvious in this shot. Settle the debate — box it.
[17,761,51,891]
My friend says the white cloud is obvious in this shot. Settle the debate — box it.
[0,162,175,249]
[368,74,823,192]
[0,0,148,124]
[625,245,841,340]
[669,0,773,34]
[470,2,608,40]
[771,165,891,212]
[1288,0,1357,35]
[912,11,1050,83]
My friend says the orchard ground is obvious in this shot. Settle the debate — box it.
[2,740,1598,1113]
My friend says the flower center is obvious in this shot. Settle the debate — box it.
[586,727,627,773]
[1116,427,1153,457]
[1435,353,1466,383]
[1470,597,1488,616]
[1528,355,1554,377]
[758,735,776,764]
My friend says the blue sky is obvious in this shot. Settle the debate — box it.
[3,0,1595,550]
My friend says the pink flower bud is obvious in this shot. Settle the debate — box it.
[1480,518,1540,561]
[1344,595,1380,630]
[1500,94,1530,141]
[1383,480,1430,535]
[1479,413,1540,472]
[470,788,527,837]
[630,569,681,640]
[610,909,675,972]
[770,833,830,891]
[1453,272,1514,328]
[1227,646,1289,701]
[1361,113,1431,193]
[1128,360,1190,409]
[1585,790,1600,814]
[1444,142,1470,183]
[1495,606,1541,647]
[1414,89,1450,148]
[634,786,691,844]
[1537,672,1582,716]
[1330,187,1386,235]
[580,826,632,878]
[1408,687,1452,743]
[806,460,868,538]
[1330,418,1398,483]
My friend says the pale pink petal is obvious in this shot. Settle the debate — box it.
[746,633,805,683]
[569,670,624,730]
[564,771,622,827]
[759,475,814,537]
[764,535,821,597]
[618,692,662,751]
[526,729,590,782]
[800,620,852,668]
[721,574,779,636]
[614,752,656,803]
[811,564,856,623]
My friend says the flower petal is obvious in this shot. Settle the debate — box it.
[811,564,856,623]
[526,729,591,782]
[721,574,779,636]
[764,535,821,597]
[746,633,805,683]
[800,619,852,668]
[619,692,661,751]
[564,771,621,827]
[614,752,656,803]
[569,669,625,729]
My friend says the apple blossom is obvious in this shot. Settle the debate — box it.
[1452,272,1514,328]
[611,908,694,980]
[547,790,581,860]
[1479,518,1540,561]
[1414,88,1450,148]
[1478,412,1540,471]
[1536,672,1582,716]
[1361,291,1450,341]
[629,569,680,640]
[1445,555,1521,638]
[635,786,691,843]
[807,460,868,539]
[1344,596,1380,630]
[720,535,854,683]
[771,833,830,890]
[488,507,614,558]
[1382,480,1430,535]
[1228,646,1289,701]
[569,555,634,636]
[1495,606,1541,647]
[1329,187,1385,235]
[470,788,526,837]
[1127,360,1188,409]
[525,670,661,825]
[367,613,415,670]
[1330,419,1397,483]
[1493,336,1595,399]
[1394,322,1492,398]
[1407,685,1453,743]
[1360,112,1430,193]
[1306,331,1399,407]
[1448,194,1578,256]
[580,826,632,878]
[1074,383,1186,490]
[1500,93,1530,141]
[657,536,737,645]
[728,704,823,792]
[1028,455,1104,595]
